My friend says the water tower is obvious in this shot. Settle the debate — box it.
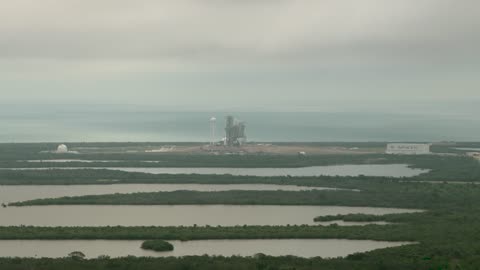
[209,117,217,145]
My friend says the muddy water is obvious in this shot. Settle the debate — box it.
[0,184,344,203]
[0,239,414,258]
[0,205,422,227]
[106,164,427,177]
[5,164,429,177]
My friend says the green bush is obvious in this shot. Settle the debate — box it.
[141,240,174,252]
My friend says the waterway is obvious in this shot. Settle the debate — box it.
[0,205,421,227]
[0,184,344,203]
[0,239,414,258]
[4,164,429,177]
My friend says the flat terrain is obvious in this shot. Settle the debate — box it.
[1,142,480,269]
[70,143,385,155]
[204,144,383,155]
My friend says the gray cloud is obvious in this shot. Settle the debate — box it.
[1,0,479,61]
[0,0,479,109]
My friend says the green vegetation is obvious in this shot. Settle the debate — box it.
[68,251,86,260]
[0,142,382,159]
[0,145,392,167]
[0,224,418,241]
[3,143,480,269]
[3,177,480,268]
[0,168,386,186]
[10,181,480,210]
[315,213,403,222]
[141,240,174,252]
[430,142,480,154]
[3,182,480,268]
[2,253,473,270]
[0,152,462,169]
[1,152,480,184]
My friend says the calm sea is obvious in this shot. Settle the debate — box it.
[1,105,479,142]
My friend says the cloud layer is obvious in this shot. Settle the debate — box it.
[1,0,479,109]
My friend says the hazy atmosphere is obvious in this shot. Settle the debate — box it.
[2,2,480,269]
[1,0,479,111]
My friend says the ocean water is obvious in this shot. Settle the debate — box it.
[1,105,479,142]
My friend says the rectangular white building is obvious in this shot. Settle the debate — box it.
[386,143,431,155]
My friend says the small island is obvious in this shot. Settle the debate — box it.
[141,240,174,252]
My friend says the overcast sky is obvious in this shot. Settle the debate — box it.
[1,0,479,111]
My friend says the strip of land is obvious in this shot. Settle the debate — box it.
[9,181,480,209]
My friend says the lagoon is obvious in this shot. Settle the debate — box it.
[5,164,428,177]
[0,239,414,258]
[0,205,421,227]
[0,184,341,203]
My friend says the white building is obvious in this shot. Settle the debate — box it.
[386,143,431,155]
[56,144,69,154]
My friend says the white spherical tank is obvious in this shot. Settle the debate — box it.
[56,144,68,153]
